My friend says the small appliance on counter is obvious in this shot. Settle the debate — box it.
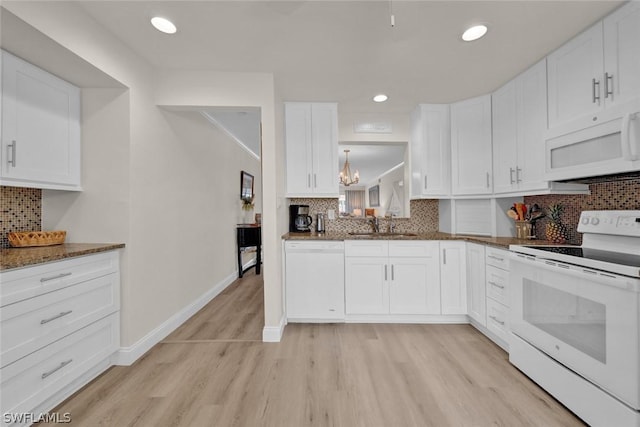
[316,213,325,233]
[289,204,313,232]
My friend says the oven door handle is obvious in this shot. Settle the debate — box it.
[512,254,637,291]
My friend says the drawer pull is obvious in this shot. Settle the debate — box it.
[488,281,505,289]
[41,359,73,379]
[40,310,73,325]
[40,272,72,283]
[488,255,504,262]
[489,315,505,326]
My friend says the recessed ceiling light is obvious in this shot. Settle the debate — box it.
[373,94,388,103]
[462,24,488,42]
[151,17,177,34]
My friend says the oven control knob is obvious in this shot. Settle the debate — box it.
[591,217,600,225]
[581,216,590,225]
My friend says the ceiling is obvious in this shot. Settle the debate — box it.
[76,0,623,116]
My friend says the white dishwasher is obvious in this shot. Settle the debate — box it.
[284,240,345,322]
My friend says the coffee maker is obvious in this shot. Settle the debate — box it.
[289,204,313,232]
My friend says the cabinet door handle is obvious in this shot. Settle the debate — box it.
[40,310,73,325]
[509,167,515,184]
[384,265,388,281]
[40,272,72,283]
[314,174,317,188]
[442,249,447,265]
[488,255,504,262]
[605,72,613,99]
[489,315,505,326]
[307,174,311,188]
[41,359,73,379]
[516,167,522,183]
[391,264,395,281]
[592,78,601,104]
[7,140,16,167]
[488,281,505,289]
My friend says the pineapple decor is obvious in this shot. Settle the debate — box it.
[546,204,569,243]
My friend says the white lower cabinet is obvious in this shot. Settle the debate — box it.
[486,298,510,344]
[284,238,513,350]
[439,241,467,315]
[285,241,345,321]
[466,243,486,326]
[345,240,441,316]
[345,256,388,314]
[0,251,121,425]
[483,247,511,350]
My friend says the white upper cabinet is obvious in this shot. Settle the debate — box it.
[1,50,81,191]
[516,60,549,190]
[450,95,492,196]
[493,60,589,196]
[493,60,552,194]
[285,102,338,197]
[548,1,640,129]
[410,104,451,198]
[603,1,640,110]
[547,23,604,129]
[492,79,519,194]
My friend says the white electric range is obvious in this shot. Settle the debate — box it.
[509,210,640,427]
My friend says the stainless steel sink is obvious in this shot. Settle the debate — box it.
[347,232,418,237]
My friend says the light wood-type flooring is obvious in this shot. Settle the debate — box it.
[47,270,585,426]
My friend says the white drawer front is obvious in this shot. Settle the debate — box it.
[1,251,119,307]
[1,273,119,368]
[345,240,389,257]
[485,247,510,270]
[485,265,509,307]
[486,298,510,344]
[388,241,439,257]
[0,314,119,417]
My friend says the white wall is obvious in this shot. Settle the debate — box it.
[6,2,283,350]
[339,111,410,143]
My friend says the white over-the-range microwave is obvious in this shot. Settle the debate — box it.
[545,99,640,181]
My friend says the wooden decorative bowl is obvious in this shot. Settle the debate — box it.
[8,230,67,247]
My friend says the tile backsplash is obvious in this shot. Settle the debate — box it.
[289,198,439,233]
[1,186,42,248]
[523,172,640,244]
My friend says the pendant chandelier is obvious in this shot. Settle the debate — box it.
[339,149,360,186]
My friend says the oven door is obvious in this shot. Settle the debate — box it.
[510,252,640,409]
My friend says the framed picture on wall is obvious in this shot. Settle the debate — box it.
[241,171,254,200]
[369,185,380,207]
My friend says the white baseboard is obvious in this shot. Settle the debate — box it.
[345,314,469,324]
[262,314,286,342]
[114,271,237,366]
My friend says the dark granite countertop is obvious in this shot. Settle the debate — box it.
[282,231,557,249]
[1,243,125,271]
